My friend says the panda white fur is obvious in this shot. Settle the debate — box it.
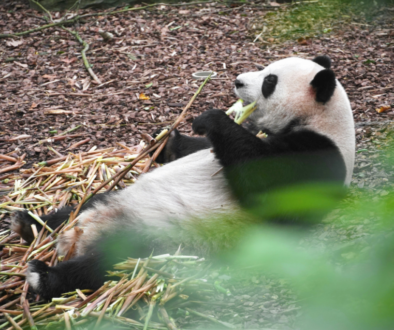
[11,56,355,300]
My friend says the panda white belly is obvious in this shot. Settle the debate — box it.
[57,149,238,256]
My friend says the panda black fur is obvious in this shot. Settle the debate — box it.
[11,56,355,300]
[153,119,265,163]
[154,129,211,164]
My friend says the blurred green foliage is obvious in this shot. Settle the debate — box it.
[222,183,394,330]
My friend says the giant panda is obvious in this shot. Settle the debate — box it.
[10,56,355,300]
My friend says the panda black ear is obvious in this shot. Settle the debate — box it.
[312,55,331,69]
[310,69,336,104]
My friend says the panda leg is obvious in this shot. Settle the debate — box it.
[11,192,114,244]
[26,251,105,301]
[26,229,154,300]
[11,207,73,244]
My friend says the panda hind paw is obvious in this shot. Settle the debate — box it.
[26,260,51,298]
[10,211,36,244]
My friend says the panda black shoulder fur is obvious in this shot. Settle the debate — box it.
[10,56,355,300]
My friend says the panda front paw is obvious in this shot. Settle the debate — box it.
[192,110,229,136]
[11,211,35,244]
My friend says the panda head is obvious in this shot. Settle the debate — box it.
[234,56,349,134]
[234,56,355,185]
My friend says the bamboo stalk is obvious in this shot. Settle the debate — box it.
[67,138,91,150]
[63,242,76,261]
[23,300,37,330]
[143,299,157,330]
[94,283,117,328]
[20,282,29,306]
[0,162,25,174]
[64,312,72,330]
[76,282,111,309]
[158,306,178,330]
[0,155,17,162]
[142,136,169,173]
[0,272,25,277]
[37,248,55,261]
[73,186,91,219]
[117,273,147,316]
[76,289,87,300]
[37,147,113,166]
[0,297,20,309]
[49,249,58,267]
[0,295,13,305]
[4,313,23,330]
[1,310,23,315]
[0,281,25,290]
[0,233,18,246]
[81,279,125,316]
[27,212,53,233]
[184,308,236,329]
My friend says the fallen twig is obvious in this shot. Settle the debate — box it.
[6,135,31,142]
[31,0,53,22]
[61,27,102,84]
[43,109,78,115]
[67,138,91,150]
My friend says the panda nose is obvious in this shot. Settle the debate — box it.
[234,79,244,89]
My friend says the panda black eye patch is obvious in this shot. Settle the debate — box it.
[262,74,278,98]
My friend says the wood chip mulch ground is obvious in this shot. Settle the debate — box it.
[0,0,393,329]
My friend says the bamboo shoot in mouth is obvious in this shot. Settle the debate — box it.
[226,99,257,125]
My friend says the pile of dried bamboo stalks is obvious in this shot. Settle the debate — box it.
[0,234,211,330]
[0,142,148,216]
[0,138,230,329]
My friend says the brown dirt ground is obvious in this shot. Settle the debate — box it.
[0,0,393,329]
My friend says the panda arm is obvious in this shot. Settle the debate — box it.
[153,114,257,164]
[193,110,346,209]
[192,110,274,167]
[192,109,345,167]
